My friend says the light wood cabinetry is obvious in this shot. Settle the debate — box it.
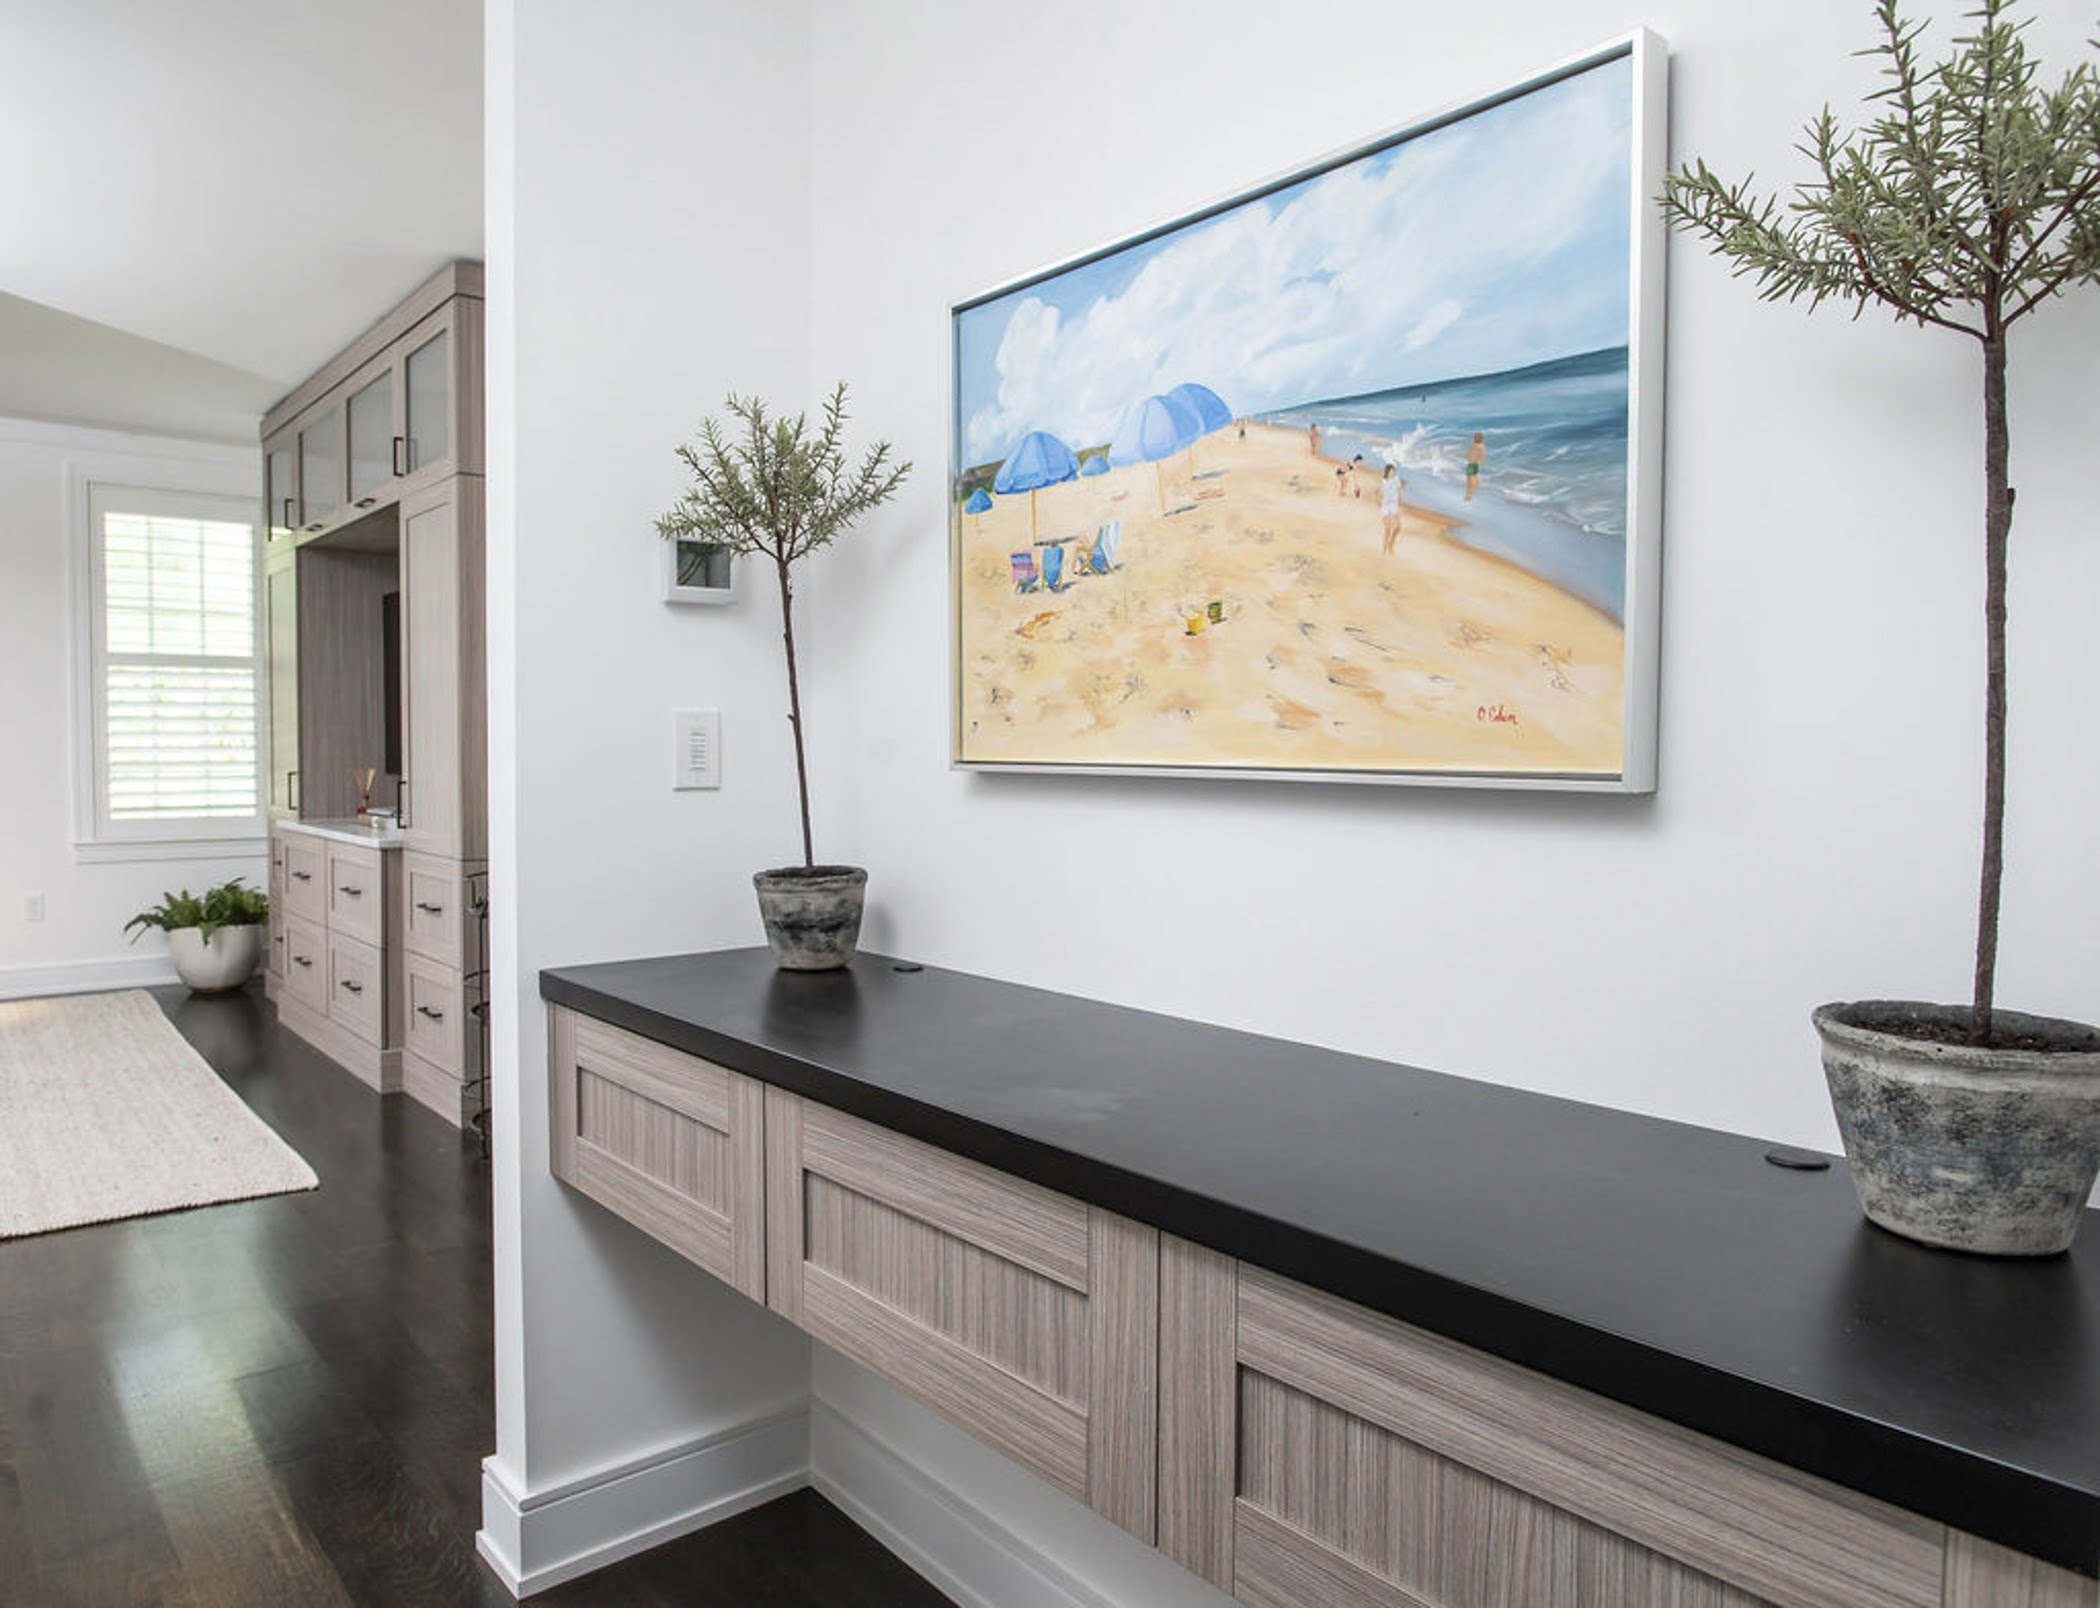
[549,1008,766,1302]
[764,1087,1160,1541]
[543,1007,2099,1607]
[267,823,403,1093]
[263,263,485,1131]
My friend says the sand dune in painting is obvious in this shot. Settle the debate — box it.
[955,424,1624,775]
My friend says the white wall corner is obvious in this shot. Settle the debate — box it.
[476,1404,812,1598]
[811,1397,1232,1608]
[0,953,179,1002]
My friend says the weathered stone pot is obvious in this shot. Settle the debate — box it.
[1814,1001,2100,1257]
[753,866,867,972]
[167,924,263,995]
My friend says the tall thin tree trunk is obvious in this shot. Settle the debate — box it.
[1973,328,2012,1043]
[777,559,816,870]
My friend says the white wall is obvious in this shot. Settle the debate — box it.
[0,417,264,996]
[482,0,818,1545]
[491,0,2100,1598]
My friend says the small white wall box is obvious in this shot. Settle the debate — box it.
[672,708,722,790]
[663,539,735,604]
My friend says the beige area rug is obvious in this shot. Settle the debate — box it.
[0,989,317,1239]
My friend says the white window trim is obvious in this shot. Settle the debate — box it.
[65,447,266,860]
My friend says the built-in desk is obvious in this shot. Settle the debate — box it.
[542,948,2100,1605]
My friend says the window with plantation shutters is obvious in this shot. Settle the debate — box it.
[86,485,263,839]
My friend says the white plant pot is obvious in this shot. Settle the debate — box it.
[166,924,263,995]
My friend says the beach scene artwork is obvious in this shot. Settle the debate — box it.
[950,43,1661,786]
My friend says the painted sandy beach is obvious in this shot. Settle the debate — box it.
[955,423,1624,774]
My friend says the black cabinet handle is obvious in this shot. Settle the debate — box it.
[305,519,325,532]
[337,885,362,898]
[281,497,295,529]
[291,870,312,882]
[292,955,313,969]
[416,1004,444,1022]
[415,901,444,915]
[355,496,376,509]
[392,435,407,476]
[339,979,363,995]
[397,776,410,828]
[289,768,301,810]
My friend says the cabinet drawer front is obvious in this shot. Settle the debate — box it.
[280,836,327,923]
[768,1092,1157,1539]
[281,915,329,1013]
[326,932,385,1046]
[403,958,470,1075]
[325,843,384,944]
[548,1008,764,1302]
[402,852,469,967]
[1233,1268,1942,1608]
[266,921,287,980]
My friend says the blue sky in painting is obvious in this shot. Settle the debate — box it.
[955,54,1632,470]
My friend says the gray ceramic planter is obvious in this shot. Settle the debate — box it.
[1814,1001,2100,1257]
[753,866,867,972]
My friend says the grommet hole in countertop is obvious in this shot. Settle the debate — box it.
[1764,1147,1832,1172]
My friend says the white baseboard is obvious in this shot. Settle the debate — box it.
[0,954,178,1001]
[810,1399,1115,1608]
[475,1406,810,1598]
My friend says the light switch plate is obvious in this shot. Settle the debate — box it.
[672,708,722,790]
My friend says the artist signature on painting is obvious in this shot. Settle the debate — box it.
[1477,704,1519,726]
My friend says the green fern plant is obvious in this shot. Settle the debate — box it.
[656,383,911,871]
[125,879,270,946]
[1662,0,2100,1043]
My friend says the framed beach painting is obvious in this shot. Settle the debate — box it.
[949,33,1666,790]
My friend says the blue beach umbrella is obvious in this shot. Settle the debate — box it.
[1109,394,1203,515]
[1166,382,1232,435]
[1079,454,1110,477]
[993,430,1079,542]
[962,484,993,536]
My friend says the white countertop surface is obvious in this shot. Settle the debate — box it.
[275,816,405,848]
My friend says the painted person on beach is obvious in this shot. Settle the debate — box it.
[1465,432,1487,501]
[1380,463,1407,554]
[1351,453,1366,498]
[1335,462,1350,497]
[1308,421,1321,457]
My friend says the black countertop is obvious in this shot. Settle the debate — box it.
[542,948,2100,1577]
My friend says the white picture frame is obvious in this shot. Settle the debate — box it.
[662,538,736,606]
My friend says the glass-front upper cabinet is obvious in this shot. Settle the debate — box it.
[404,326,451,475]
[297,407,341,529]
[265,437,297,545]
[347,368,395,505]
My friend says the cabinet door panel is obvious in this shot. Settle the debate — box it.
[1208,1265,1941,1608]
[279,835,327,923]
[280,915,328,1014]
[265,555,299,815]
[548,1008,765,1302]
[401,484,460,855]
[767,1089,1157,1540]
[324,842,384,946]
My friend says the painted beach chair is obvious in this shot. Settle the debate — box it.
[1042,543,1066,591]
[1089,519,1122,573]
[1010,552,1039,592]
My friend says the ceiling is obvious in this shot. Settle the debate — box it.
[0,0,482,437]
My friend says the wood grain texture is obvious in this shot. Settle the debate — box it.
[402,852,469,968]
[1944,1532,2100,1608]
[802,1173,1087,1404]
[324,932,385,1048]
[280,838,328,926]
[547,1007,764,1302]
[280,914,329,1015]
[295,543,399,820]
[765,1086,805,1324]
[801,1100,1089,1289]
[400,482,461,858]
[324,841,384,947]
[403,953,469,1077]
[800,1261,1090,1503]
[1086,1208,1158,1540]
[1238,1266,1942,1608]
[1158,1235,1236,1588]
[261,261,481,434]
[1236,1369,1774,1608]
[401,1048,465,1129]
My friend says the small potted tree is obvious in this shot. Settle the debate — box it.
[657,384,910,970]
[1664,0,2100,1254]
[125,878,270,994]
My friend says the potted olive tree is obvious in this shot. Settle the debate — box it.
[657,384,910,970]
[1664,0,2100,1254]
[125,879,270,994]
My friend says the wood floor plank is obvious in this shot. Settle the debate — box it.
[0,987,946,1608]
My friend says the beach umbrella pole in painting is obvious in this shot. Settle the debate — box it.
[991,429,1079,544]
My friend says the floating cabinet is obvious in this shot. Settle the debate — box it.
[765,1089,1159,1542]
[346,363,396,506]
[265,436,298,547]
[548,1007,766,1302]
[1160,1249,1945,1608]
[297,405,341,530]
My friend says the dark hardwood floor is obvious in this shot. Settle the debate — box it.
[0,985,948,1607]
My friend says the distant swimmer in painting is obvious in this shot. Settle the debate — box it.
[1380,463,1407,554]
[1466,432,1487,501]
[1308,421,1321,457]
